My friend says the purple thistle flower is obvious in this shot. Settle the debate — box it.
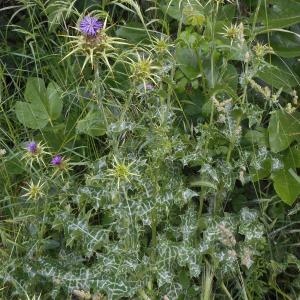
[27,141,37,154]
[51,155,63,166]
[146,83,154,90]
[80,16,103,37]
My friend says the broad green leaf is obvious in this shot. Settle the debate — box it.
[16,77,63,129]
[202,49,222,88]
[42,123,67,150]
[220,64,238,91]
[272,168,300,205]
[217,4,236,21]
[1,154,24,175]
[256,57,299,92]
[24,77,47,106]
[210,84,238,99]
[244,128,269,147]
[179,88,206,117]
[116,22,148,42]
[178,30,201,47]
[270,31,300,58]
[15,101,48,129]
[268,110,300,153]
[76,111,107,137]
[176,47,199,80]
[253,0,300,31]
[46,82,63,120]
[284,145,300,168]
[160,0,203,22]
[250,158,272,181]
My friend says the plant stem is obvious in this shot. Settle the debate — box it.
[151,207,157,251]
[138,289,152,300]
[94,62,108,127]
[221,281,234,300]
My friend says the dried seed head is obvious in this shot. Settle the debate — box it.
[253,42,274,58]
[241,247,253,269]
[228,249,237,258]
[72,289,92,300]
[244,51,251,63]
[285,103,296,114]
[221,23,244,45]
[0,148,6,156]
[218,223,236,247]
[291,90,298,105]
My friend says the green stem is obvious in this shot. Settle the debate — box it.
[198,189,205,217]
[120,90,134,122]
[151,208,157,251]
[215,115,242,214]
[214,183,224,215]
[138,289,151,300]
[94,63,108,127]
[226,142,234,163]
[221,281,234,300]
[226,115,242,163]
[270,283,293,300]
[147,208,157,300]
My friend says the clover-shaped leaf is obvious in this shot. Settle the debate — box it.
[15,77,63,129]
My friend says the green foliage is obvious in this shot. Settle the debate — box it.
[268,110,300,153]
[272,167,300,205]
[254,0,300,30]
[76,110,107,137]
[15,77,63,129]
[1,0,300,299]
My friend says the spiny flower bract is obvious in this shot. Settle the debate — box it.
[23,141,48,166]
[22,180,46,200]
[107,156,140,188]
[51,155,71,176]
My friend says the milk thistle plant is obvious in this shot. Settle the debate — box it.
[63,15,127,71]
[1,0,300,299]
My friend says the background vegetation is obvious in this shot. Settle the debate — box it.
[1,0,300,299]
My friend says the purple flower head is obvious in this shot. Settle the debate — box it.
[80,16,103,36]
[51,155,63,166]
[27,141,37,154]
[146,83,154,90]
